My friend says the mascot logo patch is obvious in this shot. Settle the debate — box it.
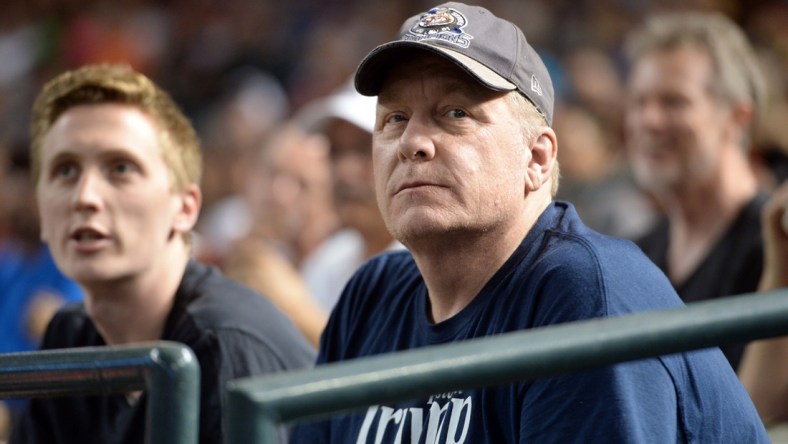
[405,7,473,48]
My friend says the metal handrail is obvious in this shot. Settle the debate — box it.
[226,288,788,443]
[0,340,200,444]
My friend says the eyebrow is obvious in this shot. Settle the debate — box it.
[44,150,78,167]
[44,145,146,166]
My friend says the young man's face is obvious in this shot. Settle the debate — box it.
[372,54,534,245]
[625,46,736,195]
[37,103,195,286]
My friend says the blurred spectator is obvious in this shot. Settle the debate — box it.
[223,234,328,347]
[735,33,788,436]
[624,12,769,370]
[738,181,788,434]
[554,104,656,239]
[243,124,339,266]
[296,80,404,313]
[563,46,626,139]
[195,71,333,345]
[0,153,83,352]
[744,1,788,97]
[194,67,290,265]
[223,123,339,346]
[60,3,170,74]
[284,1,411,110]
[0,150,83,441]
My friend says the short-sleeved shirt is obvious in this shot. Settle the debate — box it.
[11,260,316,444]
[291,202,768,444]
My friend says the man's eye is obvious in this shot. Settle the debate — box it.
[111,161,136,175]
[448,109,467,118]
[386,114,407,124]
[54,163,78,179]
[661,95,687,109]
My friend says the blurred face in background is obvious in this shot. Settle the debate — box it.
[247,127,334,243]
[625,46,736,195]
[324,119,381,232]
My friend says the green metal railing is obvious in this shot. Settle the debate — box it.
[0,340,200,444]
[226,288,788,443]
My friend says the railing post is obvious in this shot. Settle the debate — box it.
[146,343,201,444]
[226,389,278,444]
[0,341,200,444]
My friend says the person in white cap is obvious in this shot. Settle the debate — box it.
[291,3,768,443]
[297,81,403,313]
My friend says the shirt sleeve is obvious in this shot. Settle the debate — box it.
[200,329,305,444]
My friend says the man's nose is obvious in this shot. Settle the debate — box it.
[636,99,667,130]
[72,169,103,212]
[398,118,436,162]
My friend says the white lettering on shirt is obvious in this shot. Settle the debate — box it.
[355,394,473,444]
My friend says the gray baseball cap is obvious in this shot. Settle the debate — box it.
[354,2,554,124]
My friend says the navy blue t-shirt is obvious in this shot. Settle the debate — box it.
[291,202,768,444]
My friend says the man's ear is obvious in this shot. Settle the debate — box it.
[172,184,202,235]
[525,127,558,192]
[729,102,755,146]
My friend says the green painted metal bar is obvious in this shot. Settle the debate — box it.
[0,340,200,444]
[226,288,788,444]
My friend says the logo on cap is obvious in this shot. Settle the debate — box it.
[530,75,543,96]
[404,7,473,48]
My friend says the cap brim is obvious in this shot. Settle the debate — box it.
[355,41,517,96]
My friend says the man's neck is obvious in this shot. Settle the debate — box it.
[410,196,550,324]
[83,252,190,346]
[359,220,396,261]
[662,153,758,284]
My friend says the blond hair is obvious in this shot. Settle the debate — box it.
[506,91,561,197]
[31,64,202,190]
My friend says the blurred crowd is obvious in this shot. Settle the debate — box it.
[1,0,786,241]
[1,0,787,237]
[1,0,788,439]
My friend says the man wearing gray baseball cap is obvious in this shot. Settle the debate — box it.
[291,3,769,443]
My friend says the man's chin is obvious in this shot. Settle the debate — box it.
[68,264,134,288]
[633,168,681,195]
